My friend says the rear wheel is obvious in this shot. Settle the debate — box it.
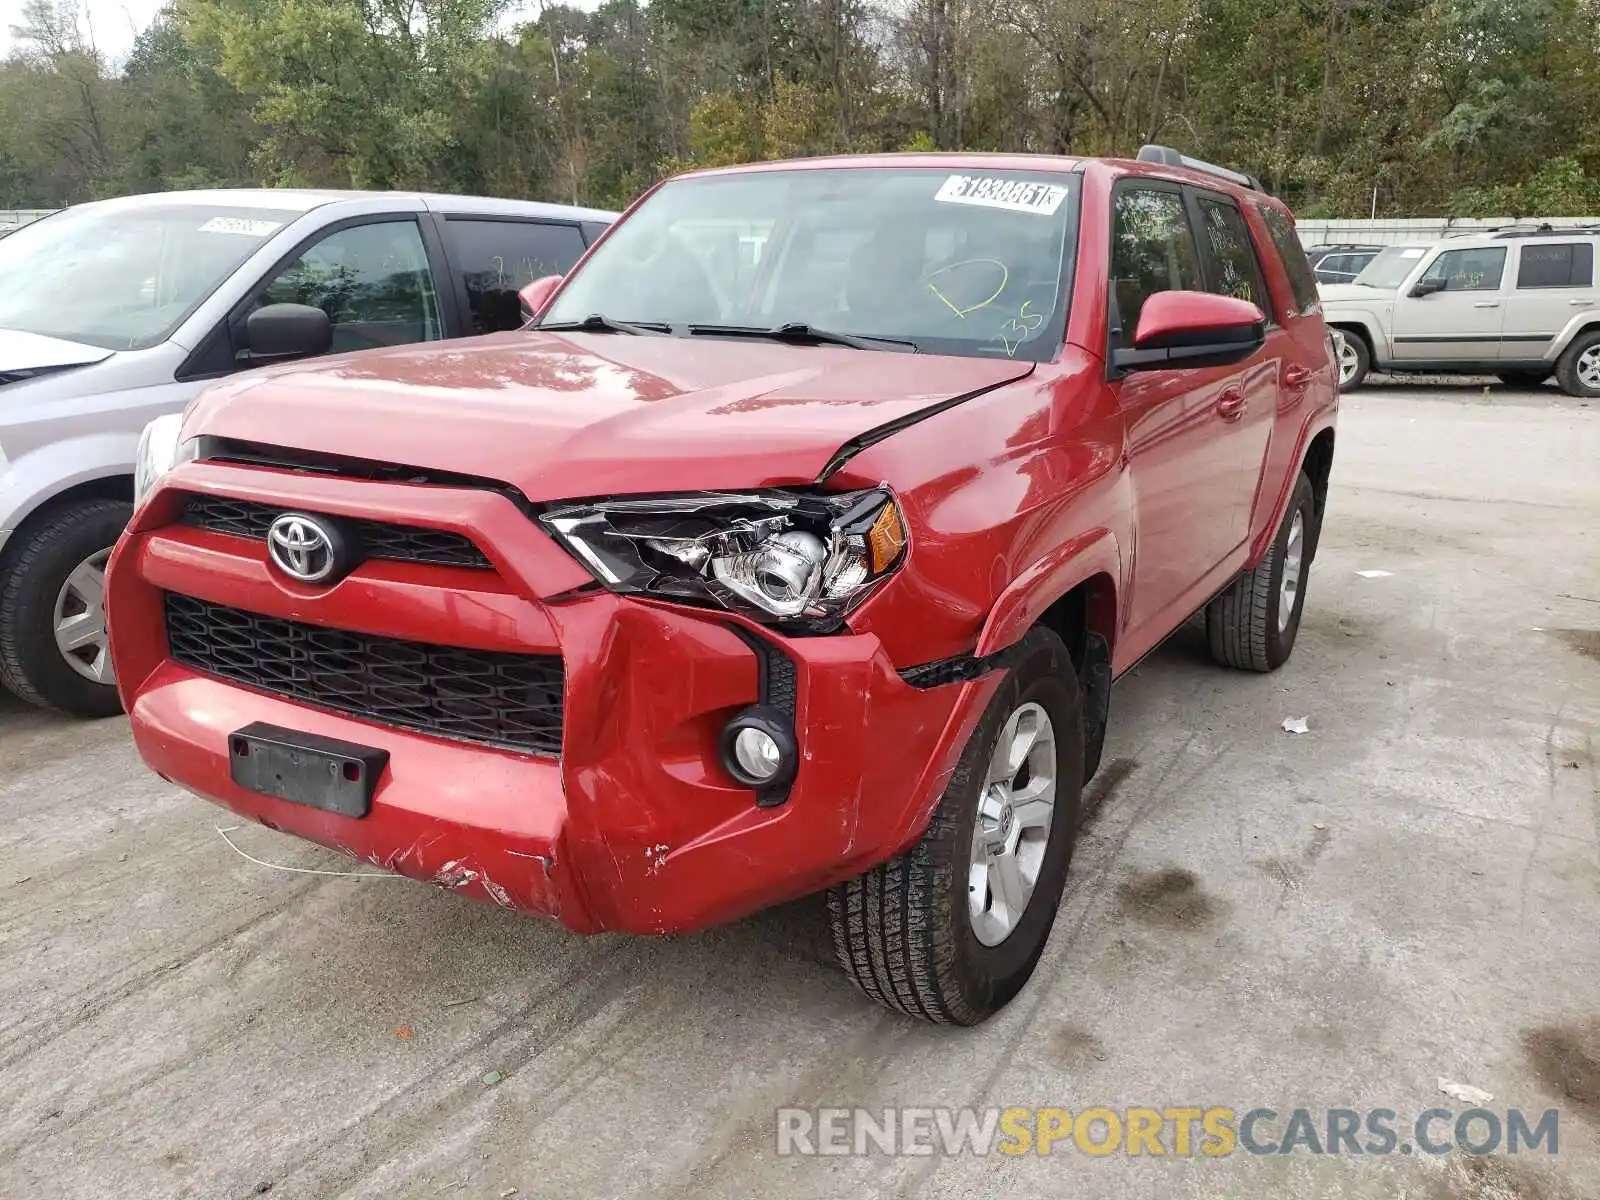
[827,627,1083,1024]
[0,500,130,717]
[1205,472,1316,673]
[1332,329,1369,392]
[1555,331,1600,398]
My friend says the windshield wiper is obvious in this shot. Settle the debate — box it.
[537,313,672,336]
[686,322,919,353]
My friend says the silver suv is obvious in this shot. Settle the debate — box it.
[1319,226,1600,395]
[0,188,615,717]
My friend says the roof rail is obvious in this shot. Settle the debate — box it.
[1490,222,1600,239]
[1136,144,1264,193]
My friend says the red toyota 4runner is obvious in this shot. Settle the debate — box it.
[107,148,1337,1025]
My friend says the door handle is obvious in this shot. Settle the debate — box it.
[1283,365,1314,388]
[1473,301,1500,308]
[1215,389,1246,421]
[1572,299,1591,306]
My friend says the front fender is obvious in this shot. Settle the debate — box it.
[0,431,139,553]
[973,527,1121,658]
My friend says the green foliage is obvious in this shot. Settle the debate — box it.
[2,0,1599,217]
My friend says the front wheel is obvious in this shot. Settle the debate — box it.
[0,499,130,717]
[1332,329,1370,392]
[1205,472,1316,672]
[827,626,1083,1025]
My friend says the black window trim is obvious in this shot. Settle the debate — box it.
[433,213,590,337]
[1513,240,1597,290]
[177,211,455,383]
[1184,185,1279,329]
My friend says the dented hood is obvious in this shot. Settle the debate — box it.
[186,330,1034,499]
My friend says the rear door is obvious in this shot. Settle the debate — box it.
[1390,244,1508,363]
[1502,240,1598,361]
[438,218,590,335]
[1187,188,1278,548]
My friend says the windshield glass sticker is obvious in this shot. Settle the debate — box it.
[935,175,1068,216]
[199,217,283,237]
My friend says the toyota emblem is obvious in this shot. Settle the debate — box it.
[266,513,342,583]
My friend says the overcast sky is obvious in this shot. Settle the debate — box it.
[0,0,588,68]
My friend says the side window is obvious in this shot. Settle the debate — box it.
[1516,242,1595,289]
[1255,203,1319,314]
[1420,247,1507,292]
[258,220,442,353]
[1109,186,1203,345]
[1196,197,1269,312]
[446,219,588,334]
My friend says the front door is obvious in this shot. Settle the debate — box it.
[1108,182,1250,635]
[1390,244,1508,364]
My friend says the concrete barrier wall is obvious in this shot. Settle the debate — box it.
[0,209,56,231]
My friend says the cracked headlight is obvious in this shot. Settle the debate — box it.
[538,489,908,632]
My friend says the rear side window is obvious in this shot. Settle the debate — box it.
[1108,186,1203,345]
[446,219,589,334]
[1516,242,1595,289]
[1195,197,1269,313]
[1255,204,1319,314]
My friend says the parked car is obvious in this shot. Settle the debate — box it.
[108,147,1337,1025]
[1306,243,1383,286]
[1320,227,1600,393]
[0,188,615,717]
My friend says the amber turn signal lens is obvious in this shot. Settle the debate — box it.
[866,503,907,574]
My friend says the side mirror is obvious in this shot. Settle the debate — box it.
[519,274,563,321]
[243,303,333,362]
[1411,276,1447,297]
[1113,291,1266,372]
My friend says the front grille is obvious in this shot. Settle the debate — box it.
[180,495,492,570]
[165,594,564,755]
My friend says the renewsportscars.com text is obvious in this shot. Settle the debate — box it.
[775,1106,1561,1158]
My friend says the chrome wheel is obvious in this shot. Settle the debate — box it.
[1578,344,1600,392]
[53,548,114,685]
[1278,510,1305,634]
[968,701,1057,947]
[1333,331,1360,386]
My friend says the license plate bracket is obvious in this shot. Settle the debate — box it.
[228,722,388,818]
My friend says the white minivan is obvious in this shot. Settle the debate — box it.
[0,189,615,717]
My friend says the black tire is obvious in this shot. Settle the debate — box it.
[1555,330,1600,398]
[1205,472,1315,673]
[1496,370,1549,389]
[1333,329,1370,392]
[827,626,1083,1025]
[0,499,131,718]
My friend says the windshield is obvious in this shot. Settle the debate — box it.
[542,167,1081,362]
[0,202,299,350]
[1351,245,1430,290]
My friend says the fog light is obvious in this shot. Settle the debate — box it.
[733,727,782,780]
[718,705,799,795]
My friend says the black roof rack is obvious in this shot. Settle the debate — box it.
[1136,144,1264,193]
[1489,222,1600,239]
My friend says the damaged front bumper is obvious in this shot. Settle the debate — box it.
[108,464,1001,934]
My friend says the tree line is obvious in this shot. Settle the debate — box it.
[3,0,1599,219]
